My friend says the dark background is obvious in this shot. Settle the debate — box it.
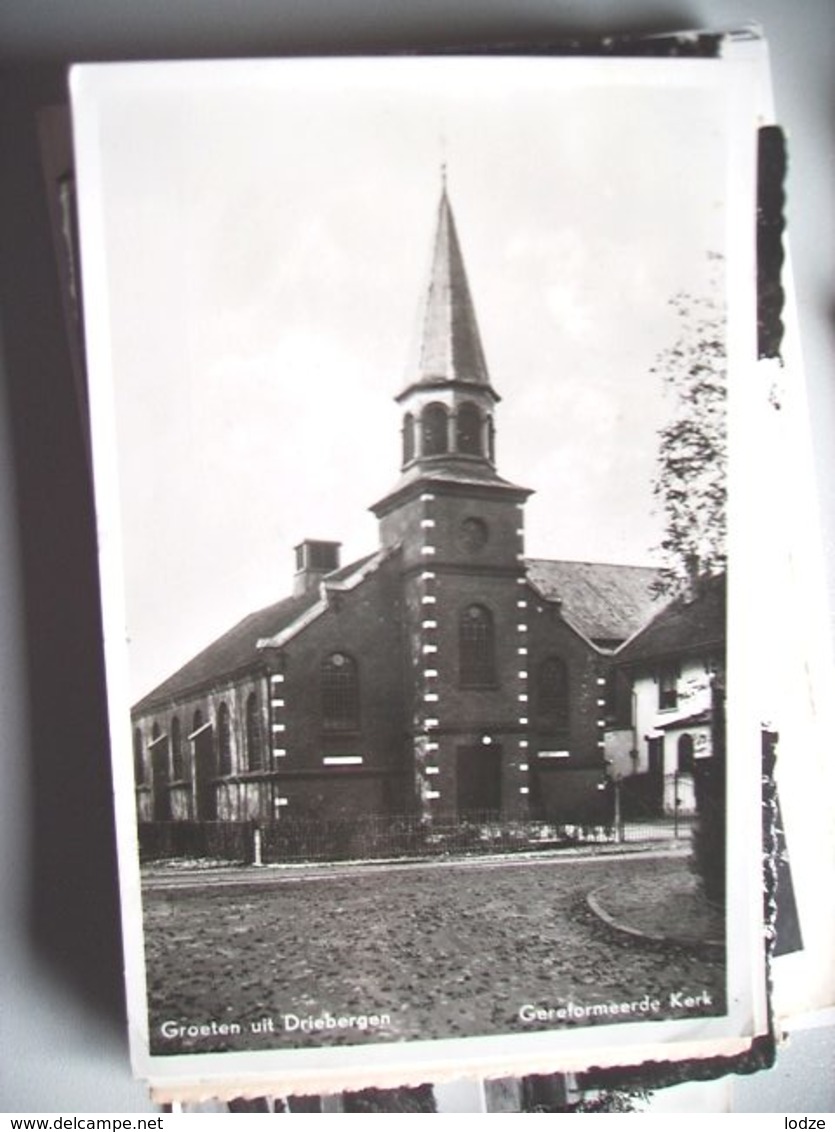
[1,0,833,1111]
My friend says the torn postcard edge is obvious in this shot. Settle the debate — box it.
[744,68,835,1026]
[753,178,835,1026]
[149,1036,757,1106]
[71,32,781,1099]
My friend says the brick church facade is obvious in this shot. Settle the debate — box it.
[132,186,661,828]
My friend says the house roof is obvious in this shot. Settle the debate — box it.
[615,572,726,666]
[525,559,663,645]
[402,187,494,396]
[655,708,712,731]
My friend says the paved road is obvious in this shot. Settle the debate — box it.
[141,843,689,893]
[142,849,723,1057]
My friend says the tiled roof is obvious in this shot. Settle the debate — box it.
[132,591,319,714]
[526,559,664,645]
[133,552,676,715]
[616,573,726,666]
[406,189,492,391]
[133,552,383,713]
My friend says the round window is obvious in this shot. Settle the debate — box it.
[459,517,489,552]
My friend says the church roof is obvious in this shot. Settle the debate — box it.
[402,187,493,396]
[526,558,664,646]
[134,552,666,715]
[133,551,382,713]
[615,572,726,666]
[133,592,319,713]
[371,458,531,517]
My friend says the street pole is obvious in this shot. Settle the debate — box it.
[673,770,679,838]
[614,775,623,843]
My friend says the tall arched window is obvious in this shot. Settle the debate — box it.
[402,412,415,465]
[421,402,448,457]
[170,715,184,779]
[456,401,482,456]
[459,604,496,687]
[150,722,171,821]
[245,692,263,771]
[538,658,569,729]
[217,702,232,776]
[133,727,144,784]
[322,652,360,731]
[487,415,496,463]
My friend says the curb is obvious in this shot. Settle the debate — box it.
[586,886,725,952]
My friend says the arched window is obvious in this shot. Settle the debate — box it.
[322,652,360,731]
[677,733,695,774]
[170,715,184,779]
[487,415,496,463]
[217,702,232,775]
[150,722,171,821]
[245,692,263,771]
[133,727,144,784]
[191,709,208,769]
[459,604,496,687]
[456,401,482,456]
[538,658,569,729]
[402,412,415,465]
[421,402,448,457]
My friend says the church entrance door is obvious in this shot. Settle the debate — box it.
[456,744,502,816]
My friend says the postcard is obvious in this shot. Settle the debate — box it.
[71,43,773,1099]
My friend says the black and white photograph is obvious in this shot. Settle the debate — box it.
[71,52,769,1091]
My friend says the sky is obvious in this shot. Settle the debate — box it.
[79,56,729,698]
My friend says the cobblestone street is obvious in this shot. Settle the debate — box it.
[143,852,726,1055]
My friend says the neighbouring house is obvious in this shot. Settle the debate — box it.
[604,572,726,817]
[131,185,665,831]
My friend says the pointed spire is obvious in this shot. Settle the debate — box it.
[405,186,493,395]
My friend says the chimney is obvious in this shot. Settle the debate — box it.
[293,539,341,597]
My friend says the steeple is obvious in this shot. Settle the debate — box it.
[384,184,507,487]
[371,183,531,525]
[402,185,496,399]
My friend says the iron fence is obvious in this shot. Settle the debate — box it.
[138,807,698,866]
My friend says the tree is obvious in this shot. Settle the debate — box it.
[651,264,726,597]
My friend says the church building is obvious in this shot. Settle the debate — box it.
[132,186,661,829]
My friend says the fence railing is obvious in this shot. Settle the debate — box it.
[138,808,697,866]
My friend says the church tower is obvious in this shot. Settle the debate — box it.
[372,183,534,819]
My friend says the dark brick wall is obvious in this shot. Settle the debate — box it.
[132,488,612,829]
[276,554,410,818]
[524,586,607,821]
[386,479,532,817]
